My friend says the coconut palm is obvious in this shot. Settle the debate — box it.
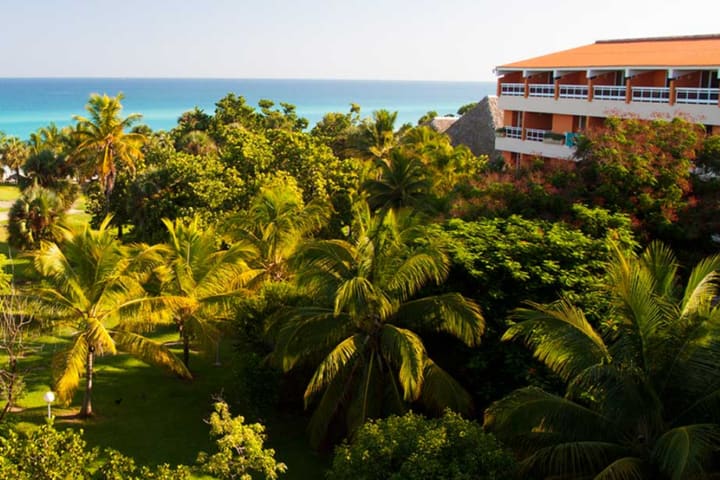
[485,242,720,479]
[228,181,328,284]
[0,136,30,183]
[270,205,485,446]
[362,149,431,213]
[159,217,256,368]
[28,123,66,155]
[71,93,145,207]
[362,109,399,160]
[30,218,190,417]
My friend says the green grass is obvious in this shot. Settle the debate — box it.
[0,184,20,201]
[10,329,328,479]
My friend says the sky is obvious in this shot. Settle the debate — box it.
[1,0,718,81]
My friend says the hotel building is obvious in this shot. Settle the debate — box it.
[494,34,720,163]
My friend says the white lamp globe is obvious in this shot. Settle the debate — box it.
[43,391,55,403]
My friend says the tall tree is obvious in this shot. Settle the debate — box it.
[485,242,720,479]
[31,218,190,417]
[270,205,484,446]
[71,93,146,209]
[159,217,256,368]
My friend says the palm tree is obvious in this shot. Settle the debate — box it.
[362,110,399,160]
[362,149,431,213]
[71,93,145,208]
[0,136,30,183]
[270,205,485,446]
[28,123,66,155]
[30,218,190,417]
[485,242,720,479]
[228,182,328,284]
[159,217,256,368]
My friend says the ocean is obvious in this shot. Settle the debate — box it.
[0,78,495,138]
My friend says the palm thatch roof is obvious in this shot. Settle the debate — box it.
[445,96,503,157]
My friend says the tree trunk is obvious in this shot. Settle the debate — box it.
[80,345,95,417]
[182,329,190,369]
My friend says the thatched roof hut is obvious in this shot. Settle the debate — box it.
[427,116,458,133]
[444,95,503,157]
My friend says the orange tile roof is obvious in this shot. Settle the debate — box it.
[498,35,720,70]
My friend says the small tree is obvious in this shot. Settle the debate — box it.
[0,288,35,422]
[196,400,287,480]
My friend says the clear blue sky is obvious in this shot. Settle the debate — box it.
[1,0,718,81]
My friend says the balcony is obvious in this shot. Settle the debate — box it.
[528,84,555,98]
[676,87,720,105]
[593,85,626,101]
[559,85,589,99]
[526,128,547,142]
[632,87,670,104]
[501,83,525,96]
[495,134,575,160]
[505,126,522,139]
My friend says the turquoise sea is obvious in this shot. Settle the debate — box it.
[0,78,495,138]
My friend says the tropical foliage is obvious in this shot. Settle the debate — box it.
[71,93,146,205]
[328,410,515,480]
[158,216,255,367]
[270,205,485,445]
[30,218,191,416]
[485,242,720,479]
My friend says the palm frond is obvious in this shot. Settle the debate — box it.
[484,387,611,444]
[521,441,627,480]
[379,324,426,401]
[53,334,88,404]
[680,254,720,319]
[269,307,355,371]
[419,359,473,415]
[397,293,484,347]
[505,301,610,382]
[651,424,720,480]
[304,334,364,402]
[592,456,646,480]
[111,330,191,379]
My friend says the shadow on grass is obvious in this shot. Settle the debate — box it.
[10,334,329,479]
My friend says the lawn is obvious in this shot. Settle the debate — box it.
[10,329,328,479]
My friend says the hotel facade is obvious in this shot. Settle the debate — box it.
[494,35,720,163]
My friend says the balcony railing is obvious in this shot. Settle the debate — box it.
[675,87,720,105]
[593,85,627,101]
[559,85,589,99]
[501,83,525,96]
[528,84,555,97]
[505,126,522,139]
[525,128,548,142]
[632,87,670,103]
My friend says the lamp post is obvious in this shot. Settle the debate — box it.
[43,391,55,420]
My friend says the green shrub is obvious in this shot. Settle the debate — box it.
[328,410,516,480]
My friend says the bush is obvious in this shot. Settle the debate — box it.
[327,410,516,480]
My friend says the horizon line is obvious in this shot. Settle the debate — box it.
[0,76,496,83]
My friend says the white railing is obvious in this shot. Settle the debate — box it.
[501,83,525,96]
[632,87,670,103]
[505,126,522,139]
[675,87,720,105]
[559,85,589,99]
[593,85,627,101]
[528,84,555,97]
[525,128,548,142]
